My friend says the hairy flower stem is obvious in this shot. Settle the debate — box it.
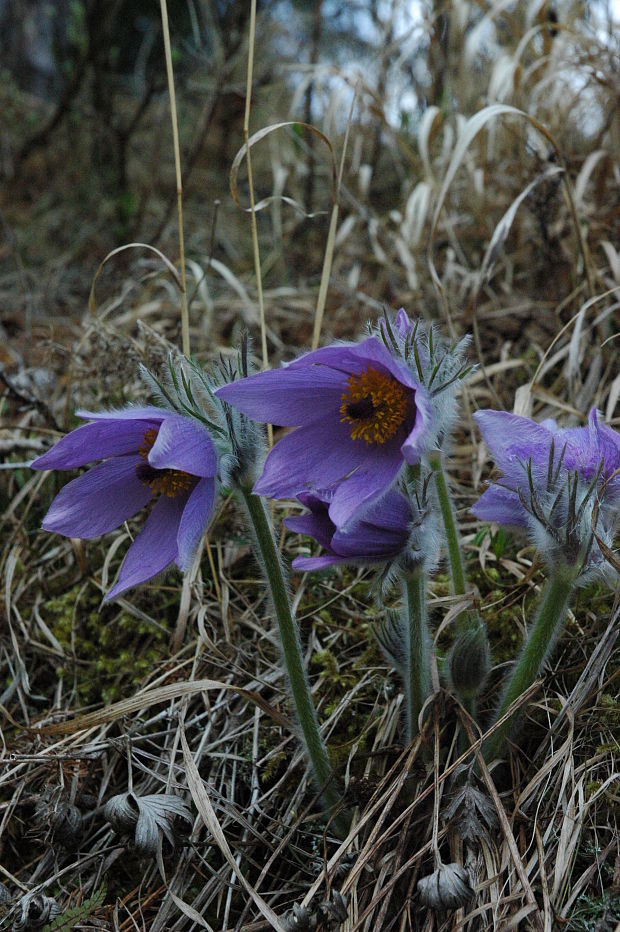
[402,567,431,742]
[428,452,487,721]
[241,488,347,833]
[428,452,466,602]
[483,567,576,763]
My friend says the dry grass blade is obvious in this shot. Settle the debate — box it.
[40,678,291,735]
[180,730,286,932]
[159,0,190,357]
[229,122,337,210]
[88,243,182,316]
[458,709,545,932]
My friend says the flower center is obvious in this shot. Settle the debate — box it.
[136,427,194,498]
[340,367,408,445]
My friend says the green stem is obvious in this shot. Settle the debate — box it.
[429,452,489,721]
[402,567,431,742]
[241,488,346,832]
[429,451,466,600]
[483,568,576,763]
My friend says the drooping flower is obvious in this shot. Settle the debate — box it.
[285,487,413,571]
[417,863,474,910]
[472,407,620,580]
[32,407,218,600]
[103,790,193,856]
[215,336,433,525]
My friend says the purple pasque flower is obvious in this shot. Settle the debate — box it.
[472,407,620,579]
[215,337,432,526]
[32,407,218,600]
[378,309,472,442]
[285,487,412,571]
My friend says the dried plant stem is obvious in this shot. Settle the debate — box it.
[240,488,347,832]
[311,86,357,350]
[243,0,266,370]
[484,567,576,764]
[402,566,431,742]
[243,0,272,451]
[159,0,190,357]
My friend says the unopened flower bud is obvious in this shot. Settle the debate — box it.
[447,624,490,700]
[417,862,473,910]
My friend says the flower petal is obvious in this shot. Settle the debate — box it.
[105,494,186,600]
[558,408,620,487]
[215,367,345,426]
[176,477,216,571]
[474,410,554,476]
[395,308,414,336]
[148,415,217,478]
[401,386,433,464]
[329,454,403,526]
[41,457,153,538]
[331,521,406,558]
[471,485,527,527]
[32,419,158,470]
[254,419,371,499]
[288,337,420,390]
[285,511,335,550]
[216,338,422,429]
[292,554,344,571]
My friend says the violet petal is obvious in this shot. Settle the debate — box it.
[32,419,158,470]
[288,337,419,390]
[292,554,344,570]
[254,419,371,499]
[148,415,217,478]
[105,495,186,600]
[215,366,345,426]
[471,485,527,527]
[41,456,153,538]
[285,511,335,550]
[401,387,433,464]
[176,477,216,571]
[474,410,555,475]
[329,454,403,526]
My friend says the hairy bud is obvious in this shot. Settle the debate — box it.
[447,624,491,700]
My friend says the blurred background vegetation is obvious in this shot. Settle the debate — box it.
[1,0,618,367]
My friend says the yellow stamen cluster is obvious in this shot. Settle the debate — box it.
[138,427,159,459]
[340,367,408,445]
[137,427,194,498]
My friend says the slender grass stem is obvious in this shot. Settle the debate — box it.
[242,0,273,450]
[483,567,576,763]
[311,85,357,350]
[240,488,347,833]
[402,567,431,742]
[159,0,189,357]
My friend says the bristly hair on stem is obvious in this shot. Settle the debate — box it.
[239,487,349,836]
